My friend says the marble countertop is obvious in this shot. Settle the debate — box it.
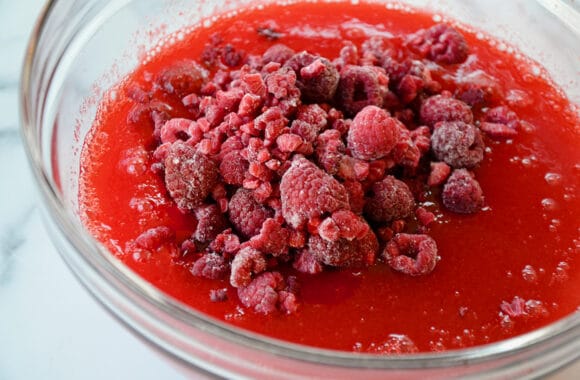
[0,1,578,379]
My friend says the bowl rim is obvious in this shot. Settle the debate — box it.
[19,0,580,372]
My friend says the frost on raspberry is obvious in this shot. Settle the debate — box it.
[365,176,415,223]
[155,60,209,97]
[191,253,229,280]
[284,51,339,103]
[336,65,387,116]
[135,226,175,250]
[290,104,328,143]
[307,228,378,267]
[237,271,298,315]
[420,93,473,128]
[249,218,290,256]
[263,43,295,64]
[164,141,219,211]
[280,157,350,229]
[193,204,228,243]
[228,188,274,238]
[442,169,484,214]
[407,24,469,64]
[230,246,267,288]
[347,105,400,161]
[431,121,484,169]
[219,150,248,186]
[383,233,438,276]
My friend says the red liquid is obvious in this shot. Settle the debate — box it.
[80,1,580,352]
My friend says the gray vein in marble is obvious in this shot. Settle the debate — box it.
[0,205,35,286]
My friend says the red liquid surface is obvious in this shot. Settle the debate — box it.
[80,2,580,352]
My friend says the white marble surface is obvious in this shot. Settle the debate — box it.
[0,1,578,379]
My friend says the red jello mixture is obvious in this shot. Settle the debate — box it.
[79,1,580,353]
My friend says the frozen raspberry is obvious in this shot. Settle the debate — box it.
[160,118,193,144]
[208,229,241,258]
[431,121,485,169]
[164,142,219,211]
[264,66,299,100]
[315,129,345,175]
[230,246,267,288]
[249,218,290,256]
[407,24,469,64]
[365,176,415,223]
[135,226,175,250]
[336,65,386,116]
[415,207,436,227]
[420,93,473,128]
[347,106,400,161]
[219,150,248,186]
[193,204,228,243]
[442,169,484,214]
[280,157,350,229]
[293,250,324,274]
[307,229,378,267]
[320,210,370,241]
[276,133,304,153]
[343,180,365,214]
[290,104,328,142]
[428,162,452,187]
[383,233,438,276]
[263,43,295,64]
[284,52,339,102]
[228,189,274,238]
[237,271,296,314]
[480,106,519,138]
[155,60,209,97]
[191,253,228,280]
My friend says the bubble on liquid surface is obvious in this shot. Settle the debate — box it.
[544,172,562,186]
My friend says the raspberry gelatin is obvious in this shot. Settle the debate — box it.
[22,0,580,378]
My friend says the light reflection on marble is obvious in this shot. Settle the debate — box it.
[0,0,577,379]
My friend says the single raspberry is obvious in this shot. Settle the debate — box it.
[193,204,228,243]
[155,60,209,97]
[160,118,193,144]
[135,226,175,250]
[431,121,484,168]
[420,93,473,128]
[230,246,267,288]
[219,150,248,186]
[249,218,290,256]
[164,142,219,211]
[237,271,295,314]
[383,233,438,276]
[442,169,484,214]
[228,189,274,238]
[347,105,400,161]
[284,51,339,102]
[307,229,378,267]
[191,253,228,280]
[280,157,350,229]
[336,65,387,116]
[263,43,295,64]
[293,250,324,274]
[407,24,469,64]
[365,176,415,223]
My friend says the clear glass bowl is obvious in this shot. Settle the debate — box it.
[20,0,580,378]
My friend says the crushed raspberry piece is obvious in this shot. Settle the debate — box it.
[347,106,400,160]
[280,157,350,228]
[191,253,229,280]
[480,122,518,139]
[290,104,328,142]
[420,93,473,128]
[164,142,219,210]
[307,229,378,267]
[431,121,485,169]
[315,129,345,175]
[442,169,484,214]
[208,229,241,258]
[407,24,469,64]
[365,176,415,223]
[343,180,365,214]
[428,162,452,186]
[336,65,387,116]
[410,126,431,154]
[500,296,526,318]
[135,226,175,250]
[293,250,323,274]
[119,147,149,176]
[276,133,304,152]
[263,44,295,64]
[416,207,436,227]
[480,106,519,138]
[228,188,274,238]
[285,52,339,102]
[278,290,299,314]
[230,246,267,288]
[328,210,370,240]
[237,271,296,314]
[219,150,248,186]
[264,66,298,100]
[383,233,438,276]
[193,204,228,243]
[155,60,209,97]
[249,218,290,256]
[209,288,228,302]
[160,118,193,144]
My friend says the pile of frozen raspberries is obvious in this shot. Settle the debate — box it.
[130,24,522,314]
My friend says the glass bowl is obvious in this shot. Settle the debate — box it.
[20,0,580,378]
